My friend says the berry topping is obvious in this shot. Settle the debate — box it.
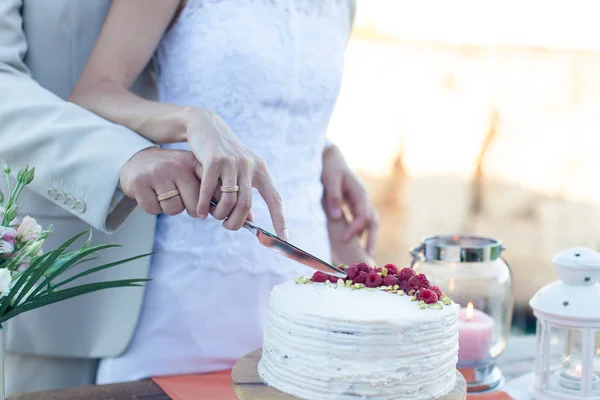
[345,266,360,280]
[398,267,416,281]
[353,271,369,284]
[417,288,439,304]
[383,274,399,287]
[365,273,383,288]
[399,279,412,292]
[312,271,337,283]
[300,263,451,310]
[430,285,443,298]
[312,271,329,283]
[384,264,399,275]
[355,263,373,273]
[408,273,430,291]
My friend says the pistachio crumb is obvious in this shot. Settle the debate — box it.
[381,267,388,277]
[410,296,418,302]
[366,288,374,292]
[419,304,427,310]
[345,280,353,287]
[418,300,425,305]
[393,284,399,290]
[398,290,405,296]
[428,303,444,310]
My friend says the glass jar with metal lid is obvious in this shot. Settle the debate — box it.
[410,234,514,393]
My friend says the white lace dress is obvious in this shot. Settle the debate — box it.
[96,0,351,383]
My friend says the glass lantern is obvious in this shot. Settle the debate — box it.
[529,247,600,399]
[410,234,513,392]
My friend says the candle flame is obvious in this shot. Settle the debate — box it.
[596,348,600,356]
[576,364,582,378]
[448,278,455,294]
[466,302,474,320]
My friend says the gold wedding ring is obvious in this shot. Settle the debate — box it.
[157,189,180,202]
[220,185,240,193]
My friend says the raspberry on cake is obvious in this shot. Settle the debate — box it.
[383,274,400,287]
[398,267,416,281]
[354,263,372,273]
[408,273,430,291]
[364,272,383,288]
[417,288,439,304]
[384,263,399,275]
[431,285,444,299]
[345,266,360,280]
[353,271,368,284]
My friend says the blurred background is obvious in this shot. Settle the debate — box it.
[328,0,600,334]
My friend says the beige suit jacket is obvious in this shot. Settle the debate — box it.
[0,0,156,359]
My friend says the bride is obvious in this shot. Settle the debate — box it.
[70,0,377,383]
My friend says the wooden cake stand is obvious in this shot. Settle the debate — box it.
[231,349,467,400]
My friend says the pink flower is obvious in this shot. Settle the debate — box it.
[16,216,42,242]
[0,240,14,257]
[0,226,17,246]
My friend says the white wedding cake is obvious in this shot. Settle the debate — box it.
[258,264,460,400]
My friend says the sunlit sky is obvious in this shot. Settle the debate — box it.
[328,0,600,206]
[356,0,600,51]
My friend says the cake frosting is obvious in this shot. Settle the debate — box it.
[258,274,460,400]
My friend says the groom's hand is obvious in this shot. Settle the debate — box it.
[119,147,203,217]
[321,144,379,255]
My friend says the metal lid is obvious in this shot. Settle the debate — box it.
[414,234,504,263]
[529,247,600,324]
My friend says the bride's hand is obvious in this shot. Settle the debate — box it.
[182,107,288,240]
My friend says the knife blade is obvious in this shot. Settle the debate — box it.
[210,200,347,278]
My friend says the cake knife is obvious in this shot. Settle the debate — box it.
[210,200,347,278]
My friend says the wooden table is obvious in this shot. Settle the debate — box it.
[8,336,537,400]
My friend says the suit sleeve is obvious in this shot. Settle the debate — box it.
[0,0,155,233]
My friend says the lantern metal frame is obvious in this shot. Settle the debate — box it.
[529,247,600,400]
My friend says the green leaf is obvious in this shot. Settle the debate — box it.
[42,252,153,294]
[0,279,148,324]
[8,231,90,306]
[0,252,51,315]
[28,243,123,299]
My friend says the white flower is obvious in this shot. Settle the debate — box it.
[0,240,14,255]
[16,216,42,242]
[0,268,12,296]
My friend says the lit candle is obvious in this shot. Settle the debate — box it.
[559,364,583,390]
[458,302,495,364]
[557,363,600,390]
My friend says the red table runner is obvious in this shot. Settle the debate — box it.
[152,370,237,400]
[152,371,513,400]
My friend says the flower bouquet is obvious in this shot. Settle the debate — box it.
[0,164,149,398]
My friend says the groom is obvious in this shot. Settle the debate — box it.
[0,0,370,395]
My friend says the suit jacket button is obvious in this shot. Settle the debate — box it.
[55,191,66,204]
[47,188,57,200]
[74,200,86,213]
[65,196,76,208]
